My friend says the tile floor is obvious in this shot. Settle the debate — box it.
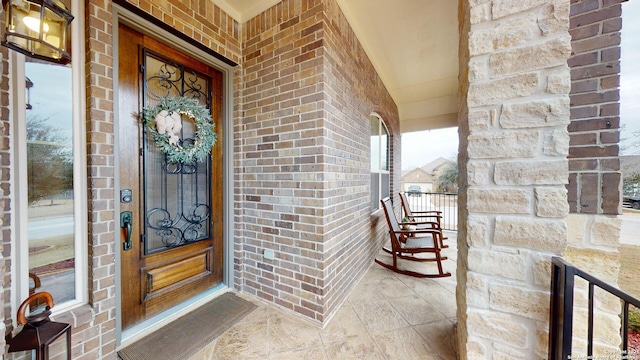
[190,230,458,360]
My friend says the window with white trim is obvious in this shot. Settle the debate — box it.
[11,0,86,311]
[371,114,390,211]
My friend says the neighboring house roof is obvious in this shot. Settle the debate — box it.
[401,157,455,184]
[620,155,640,176]
[401,168,435,184]
[420,157,453,174]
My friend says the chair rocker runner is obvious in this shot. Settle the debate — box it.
[375,197,451,278]
[399,191,448,248]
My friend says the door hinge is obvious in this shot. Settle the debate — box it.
[139,64,144,73]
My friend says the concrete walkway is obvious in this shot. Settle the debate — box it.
[620,211,640,246]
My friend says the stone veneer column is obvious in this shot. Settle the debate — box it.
[458,0,572,358]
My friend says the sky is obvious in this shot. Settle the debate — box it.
[619,0,640,154]
[401,127,458,170]
[26,62,73,139]
[403,2,640,170]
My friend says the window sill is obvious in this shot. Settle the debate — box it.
[51,304,94,329]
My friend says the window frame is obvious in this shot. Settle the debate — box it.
[10,0,87,316]
[371,113,390,212]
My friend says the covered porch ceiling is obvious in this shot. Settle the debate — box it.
[214,0,460,134]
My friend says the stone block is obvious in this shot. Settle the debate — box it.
[531,253,552,287]
[535,327,550,359]
[547,71,571,94]
[468,188,531,214]
[538,2,570,35]
[469,17,536,56]
[500,98,569,129]
[466,272,489,308]
[468,131,538,159]
[495,216,567,251]
[565,213,587,245]
[492,0,548,19]
[489,284,549,321]
[469,30,493,56]
[467,215,489,247]
[468,59,489,82]
[535,187,569,218]
[562,246,619,282]
[465,340,487,359]
[543,129,570,157]
[571,308,622,349]
[468,249,526,280]
[467,310,528,348]
[494,160,568,185]
[468,110,490,131]
[468,73,539,107]
[494,343,529,360]
[470,3,491,24]
[467,161,490,186]
[490,36,571,77]
[591,216,621,247]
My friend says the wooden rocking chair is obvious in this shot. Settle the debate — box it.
[399,191,448,248]
[375,197,451,278]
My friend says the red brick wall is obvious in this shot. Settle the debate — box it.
[239,0,398,323]
[321,0,399,320]
[0,21,9,350]
[568,0,624,214]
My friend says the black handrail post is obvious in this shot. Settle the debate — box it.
[549,257,575,360]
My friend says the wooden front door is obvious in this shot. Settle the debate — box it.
[118,24,224,330]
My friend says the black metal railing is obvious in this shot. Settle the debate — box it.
[402,192,458,231]
[549,257,640,359]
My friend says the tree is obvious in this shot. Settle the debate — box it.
[26,115,73,205]
[623,172,640,196]
[437,161,458,192]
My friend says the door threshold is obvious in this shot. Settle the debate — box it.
[119,284,228,348]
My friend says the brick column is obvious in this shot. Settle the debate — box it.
[562,0,625,354]
[458,0,571,358]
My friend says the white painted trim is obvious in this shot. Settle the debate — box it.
[112,4,236,346]
[9,0,87,316]
[212,0,281,23]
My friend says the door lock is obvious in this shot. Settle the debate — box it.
[120,211,133,251]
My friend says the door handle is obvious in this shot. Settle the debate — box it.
[121,211,133,251]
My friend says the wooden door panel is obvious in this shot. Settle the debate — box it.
[144,250,211,294]
[118,24,224,330]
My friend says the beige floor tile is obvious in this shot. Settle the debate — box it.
[372,326,442,359]
[268,310,323,355]
[324,334,386,359]
[389,294,448,325]
[347,280,384,304]
[371,275,416,299]
[319,305,370,343]
[188,233,460,360]
[421,287,457,318]
[269,346,328,360]
[351,299,409,332]
[414,320,458,359]
[206,318,270,360]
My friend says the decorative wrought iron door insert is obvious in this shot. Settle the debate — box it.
[142,49,213,254]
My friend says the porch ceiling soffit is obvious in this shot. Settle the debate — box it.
[212,0,460,134]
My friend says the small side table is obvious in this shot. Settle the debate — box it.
[7,292,72,360]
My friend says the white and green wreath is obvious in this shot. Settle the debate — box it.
[142,96,217,164]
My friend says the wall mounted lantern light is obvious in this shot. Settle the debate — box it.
[2,0,74,64]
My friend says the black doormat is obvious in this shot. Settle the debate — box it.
[118,292,257,360]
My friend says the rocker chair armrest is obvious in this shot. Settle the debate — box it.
[409,221,440,226]
[392,228,440,236]
[411,211,442,216]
